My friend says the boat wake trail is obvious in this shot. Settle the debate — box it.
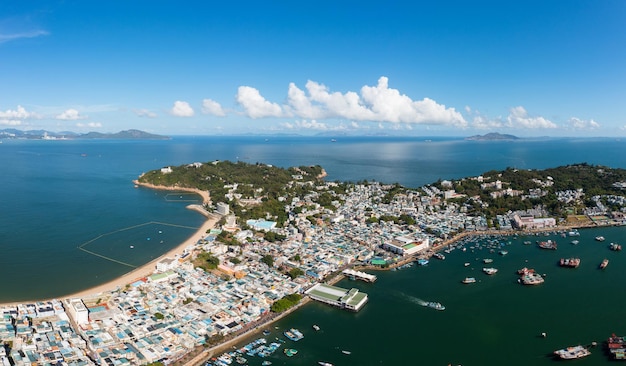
[403,294,428,306]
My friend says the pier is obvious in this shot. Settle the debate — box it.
[305,283,368,312]
[342,269,377,283]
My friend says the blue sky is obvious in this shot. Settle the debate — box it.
[0,1,624,137]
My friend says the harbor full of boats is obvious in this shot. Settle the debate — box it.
[209,227,626,365]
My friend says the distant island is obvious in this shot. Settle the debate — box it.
[465,132,519,141]
[0,128,170,140]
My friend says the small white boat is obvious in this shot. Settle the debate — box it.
[482,267,498,275]
[341,350,351,355]
[462,277,476,284]
[312,324,320,331]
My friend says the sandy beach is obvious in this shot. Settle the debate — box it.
[0,182,215,307]
[66,215,217,301]
[65,182,215,300]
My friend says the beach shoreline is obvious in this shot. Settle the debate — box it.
[0,182,215,307]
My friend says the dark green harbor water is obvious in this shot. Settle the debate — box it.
[225,226,626,366]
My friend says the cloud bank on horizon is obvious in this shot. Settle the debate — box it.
[0,76,604,135]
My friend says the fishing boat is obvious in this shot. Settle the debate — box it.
[559,258,580,268]
[425,301,445,311]
[538,240,557,250]
[518,272,544,285]
[610,242,622,251]
[600,258,609,269]
[462,277,476,284]
[283,328,304,341]
[482,267,498,275]
[554,345,591,359]
[608,334,626,360]
[284,348,298,357]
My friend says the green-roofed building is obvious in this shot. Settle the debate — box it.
[305,283,368,312]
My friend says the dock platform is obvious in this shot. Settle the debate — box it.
[342,269,377,283]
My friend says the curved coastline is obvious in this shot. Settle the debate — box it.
[0,182,214,307]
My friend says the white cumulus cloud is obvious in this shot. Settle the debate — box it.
[236,86,283,118]
[0,105,37,119]
[201,99,226,117]
[56,109,87,120]
[506,106,556,129]
[238,77,467,127]
[568,117,600,130]
[170,101,194,117]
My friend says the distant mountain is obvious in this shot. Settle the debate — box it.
[465,132,519,141]
[0,128,169,140]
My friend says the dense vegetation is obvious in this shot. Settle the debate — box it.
[139,160,325,225]
[437,163,626,218]
[270,293,302,313]
[193,252,220,271]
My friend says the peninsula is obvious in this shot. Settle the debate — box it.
[1,161,626,366]
[0,128,170,140]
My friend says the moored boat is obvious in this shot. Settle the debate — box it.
[610,242,622,251]
[462,277,476,284]
[483,258,493,263]
[538,240,557,250]
[312,324,320,331]
[284,348,298,357]
[417,258,429,265]
[559,258,581,268]
[596,236,606,242]
[518,272,544,285]
[600,258,609,269]
[608,334,626,360]
[433,252,445,260]
[554,345,591,359]
[482,267,498,275]
[283,328,304,341]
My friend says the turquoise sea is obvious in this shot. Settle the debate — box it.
[1,135,626,365]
